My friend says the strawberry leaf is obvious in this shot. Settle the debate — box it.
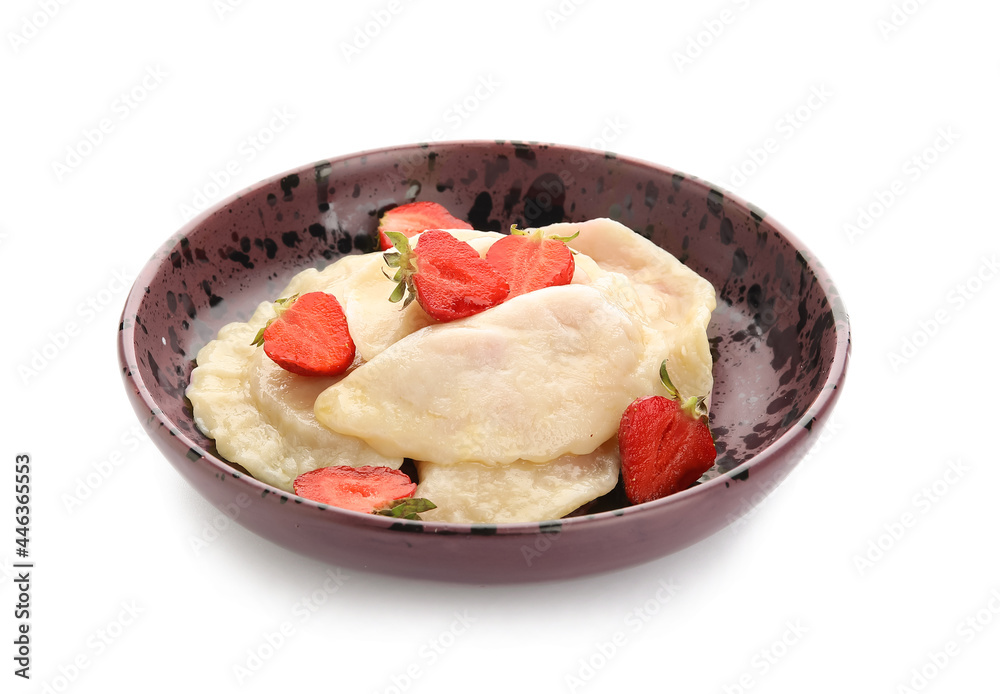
[388,280,407,304]
[249,294,300,346]
[384,231,411,253]
[250,325,267,347]
[374,498,437,520]
[382,232,420,307]
[400,288,416,309]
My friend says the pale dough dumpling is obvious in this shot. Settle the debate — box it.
[269,252,435,362]
[415,439,620,524]
[186,292,403,493]
[543,218,717,404]
[314,276,656,465]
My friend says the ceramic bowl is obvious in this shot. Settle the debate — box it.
[118,140,850,583]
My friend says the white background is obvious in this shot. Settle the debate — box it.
[3,0,999,692]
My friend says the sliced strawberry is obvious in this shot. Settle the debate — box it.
[252,292,355,377]
[383,229,509,322]
[485,225,577,298]
[618,395,717,504]
[293,465,416,513]
[619,363,716,504]
[378,201,473,251]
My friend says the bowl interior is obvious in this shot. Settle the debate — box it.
[123,140,845,503]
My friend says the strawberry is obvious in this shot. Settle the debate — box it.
[250,292,355,377]
[485,225,578,298]
[293,465,419,514]
[383,229,509,322]
[618,362,717,505]
[377,201,473,251]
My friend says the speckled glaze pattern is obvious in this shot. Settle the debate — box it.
[118,141,850,583]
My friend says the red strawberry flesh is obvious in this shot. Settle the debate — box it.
[486,233,575,297]
[293,465,416,513]
[619,396,717,504]
[412,229,509,321]
[378,201,472,251]
[261,292,355,377]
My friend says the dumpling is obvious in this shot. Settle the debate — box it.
[415,439,620,524]
[314,276,659,465]
[186,282,403,493]
[543,218,716,404]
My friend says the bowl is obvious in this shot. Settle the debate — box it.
[118,140,850,583]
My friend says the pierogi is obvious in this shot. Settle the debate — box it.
[314,276,657,464]
[558,218,716,406]
[414,439,621,524]
[186,219,717,520]
[186,301,404,492]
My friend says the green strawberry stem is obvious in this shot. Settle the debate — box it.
[660,359,708,420]
[681,395,709,421]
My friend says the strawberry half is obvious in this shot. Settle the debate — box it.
[251,292,355,377]
[293,465,417,513]
[377,201,473,251]
[618,363,716,504]
[485,225,578,298]
[383,229,509,322]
